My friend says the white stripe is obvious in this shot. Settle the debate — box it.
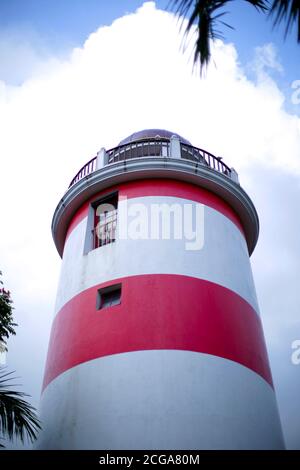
[36,351,284,449]
[55,196,259,314]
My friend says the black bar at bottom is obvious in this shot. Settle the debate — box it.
[0,450,299,466]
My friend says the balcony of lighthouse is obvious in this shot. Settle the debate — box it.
[68,130,239,188]
[52,129,259,259]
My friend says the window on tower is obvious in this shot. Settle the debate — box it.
[92,192,118,249]
[96,283,122,310]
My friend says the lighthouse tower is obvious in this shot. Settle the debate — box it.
[37,129,284,449]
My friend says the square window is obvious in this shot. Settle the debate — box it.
[97,283,121,310]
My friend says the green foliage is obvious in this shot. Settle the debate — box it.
[0,271,17,351]
[169,0,300,72]
[0,370,41,446]
[0,271,41,447]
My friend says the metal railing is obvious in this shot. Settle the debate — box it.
[68,138,231,188]
[180,143,231,175]
[69,156,97,187]
[92,209,118,248]
[107,139,170,163]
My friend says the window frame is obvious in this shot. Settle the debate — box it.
[96,283,122,310]
[92,191,118,250]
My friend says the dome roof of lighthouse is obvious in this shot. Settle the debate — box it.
[118,129,191,146]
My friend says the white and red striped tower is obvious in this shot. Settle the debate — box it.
[37,129,284,449]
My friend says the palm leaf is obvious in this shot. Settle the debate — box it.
[0,369,41,446]
[270,0,300,41]
[169,0,268,72]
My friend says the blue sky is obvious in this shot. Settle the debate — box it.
[0,0,299,450]
[0,0,299,119]
[0,0,298,89]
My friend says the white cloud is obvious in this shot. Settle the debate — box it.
[252,43,284,75]
[0,1,299,449]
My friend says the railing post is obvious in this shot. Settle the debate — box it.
[96,147,108,169]
[230,168,239,184]
[170,135,181,159]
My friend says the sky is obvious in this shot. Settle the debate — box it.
[0,0,299,449]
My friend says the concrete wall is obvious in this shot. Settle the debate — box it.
[37,351,284,449]
[38,179,284,449]
[55,195,259,315]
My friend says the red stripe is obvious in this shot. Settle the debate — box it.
[43,275,272,390]
[65,179,244,243]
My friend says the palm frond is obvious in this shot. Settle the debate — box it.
[270,0,300,41]
[246,0,269,10]
[0,369,41,445]
[169,0,268,72]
